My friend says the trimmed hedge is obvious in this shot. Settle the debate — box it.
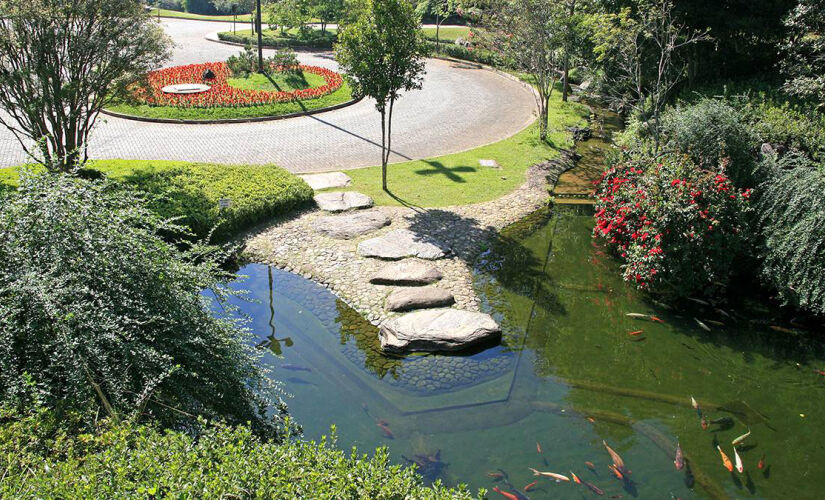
[0,161,313,241]
[427,41,501,67]
[218,29,337,49]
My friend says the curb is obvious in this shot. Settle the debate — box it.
[101,96,363,125]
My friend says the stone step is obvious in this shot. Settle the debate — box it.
[312,210,390,239]
[313,191,373,212]
[358,229,450,260]
[369,261,443,286]
[385,287,455,312]
[300,171,352,191]
[379,308,501,353]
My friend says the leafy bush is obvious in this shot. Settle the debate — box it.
[0,410,476,499]
[660,98,757,186]
[593,152,752,297]
[218,29,336,49]
[0,161,314,241]
[427,40,501,66]
[268,48,301,73]
[740,98,825,163]
[757,155,825,315]
[226,44,258,76]
[0,173,287,436]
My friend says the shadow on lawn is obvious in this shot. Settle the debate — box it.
[413,160,475,183]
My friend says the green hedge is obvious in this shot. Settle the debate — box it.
[0,160,313,241]
[0,412,476,499]
[427,41,501,67]
[218,29,336,49]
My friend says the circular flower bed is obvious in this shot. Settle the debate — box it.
[133,62,344,109]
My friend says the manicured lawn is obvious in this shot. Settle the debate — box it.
[106,80,353,121]
[0,160,313,241]
[226,71,320,91]
[421,26,471,43]
[148,8,252,22]
[337,92,590,207]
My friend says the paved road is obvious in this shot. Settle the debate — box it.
[0,19,536,172]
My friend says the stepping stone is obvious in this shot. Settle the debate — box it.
[379,309,501,353]
[385,287,455,312]
[314,191,373,212]
[358,229,450,260]
[370,261,443,286]
[312,210,391,239]
[300,172,352,191]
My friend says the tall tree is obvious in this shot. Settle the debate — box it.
[335,0,427,191]
[781,0,825,106]
[415,0,459,53]
[210,0,255,32]
[311,0,345,33]
[482,0,565,141]
[0,0,171,172]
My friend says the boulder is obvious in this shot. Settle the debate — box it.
[385,287,455,312]
[370,261,443,285]
[312,210,390,239]
[314,191,373,212]
[300,172,352,191]
[358,229,450,260]
[379,309,501,353]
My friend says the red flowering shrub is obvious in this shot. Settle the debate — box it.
[593,152,752,296]
[131,62,343,108]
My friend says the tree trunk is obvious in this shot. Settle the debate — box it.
[562,54,569,102]
[256,0,263,72]
[380,108,387,191]
[539,95,549,141]
[436,14,440,53]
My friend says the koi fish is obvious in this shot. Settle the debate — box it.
[715,308,732,319]
[523,480,538,492]
[584,481,605,495]
[492,487,519,500]
[650,315,665,323]
[587,417,596,423]
[732,428,751,446]
[536,441,543,454]
[571,471,582,484]
[487,471,506,480]
[628,330,644,336]
[608,464,624,480]
[603,441,626,471]
[688,297,711,306]
[706,319,725,327]
[694,318,711,331]
[717,445,734,472]
[757,454,765,470]
[734,447,744,473]
[769,325,794,334]
[815,369,825,376]
[528,468,570,481]
[376,421,394,439]
[585,461,596,472]
[282,364,312,372]
[701,417,708,430]
[710,416,733,425]
[674,441,685,470]
[625,313,648,319]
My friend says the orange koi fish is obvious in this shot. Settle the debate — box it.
[571,471,582,484]
[608,464,624,480]
[492,487,519,500]
[584,481,605,496]
[603,441,626,471]
[757,454,765,470]
[716,445,734,472]
[628,330,644,336]
[528,468,570,482]
[376,422,394,439]
[536,441,543,454]
[650,316,665,323]
[700,417,708,430]
[523,481,538,492]
[674,441,685,470]
[585,461,596,472]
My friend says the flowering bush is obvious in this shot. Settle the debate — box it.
[593,152,752,296]
[132,62,343,108]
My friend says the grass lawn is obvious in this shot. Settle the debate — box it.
[421,26,471,43]
[148,8,252,22]
[336,91,590,207]
[106,80,353,121]
[226,71,319,91]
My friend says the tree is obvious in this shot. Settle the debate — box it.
[335,0,427,191]
[0,0,171,172]
[482,0,566,141]
[312,0,345,33]
[781,0,825,106]
[415,0,459,53]
[210,0,255,32]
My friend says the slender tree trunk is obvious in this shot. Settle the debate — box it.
[380,108,387,191]
[562,54,569,102]
[436,13,440,53]
[256,0,263,71]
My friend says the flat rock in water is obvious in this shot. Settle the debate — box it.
[370,260,443,285]
[312,210,390,239]
[380,309,501,353]
[358,229,450,260]
[314,191,373,212]
[300,172,352,190]
[385,287,455,312]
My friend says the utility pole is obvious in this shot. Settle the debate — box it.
[256,0,263,71]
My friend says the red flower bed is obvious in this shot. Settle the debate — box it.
[132,62,344,108]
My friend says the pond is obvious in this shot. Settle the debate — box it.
[223,202,825,499]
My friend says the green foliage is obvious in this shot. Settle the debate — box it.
[218,27,337,48]
[0,173,288,436]
[226,44,259,76]
[739,97,825,163]
[781,0,825,105]
[757,154,825,315]
[660,98,757,186]
[226,45,301,76]
[0,411,476,499]
[185,0,219,14]
[427,40,500,65]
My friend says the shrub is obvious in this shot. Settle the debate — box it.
[427,40,501,66]
[226,44,258,76]
[660,98,757,186]
[267,48,301,73]
[0,410,476,499]
[740,98,825,163]
[593,152,752,297]
[217,29,336,49]
[757,155,825,315]
[0,173,288,436]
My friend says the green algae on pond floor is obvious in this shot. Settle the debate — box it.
[223,204,825,499]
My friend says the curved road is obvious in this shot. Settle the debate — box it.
[0,19,536,172]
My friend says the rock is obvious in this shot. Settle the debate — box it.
[312,210,390,239]
[386,287,455,312]
[369,261,443,285]
[300,172,352,191]
[760,143,776,156]
[314,191,373,212]
[379,309,501,353]
[358,229,450,260]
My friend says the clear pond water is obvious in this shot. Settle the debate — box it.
[223,204,825,499]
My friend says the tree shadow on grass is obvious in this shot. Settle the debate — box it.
[413,160,476,183]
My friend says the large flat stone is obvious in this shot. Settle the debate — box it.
[358,229,450,260]
[380,309,501,353]
[386,287,455,312]
[300,172,352,191]
[312,210,391,239]
[314,191,373,212]
[370,261,443,286]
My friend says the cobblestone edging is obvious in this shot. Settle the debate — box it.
[244,151,577,326]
